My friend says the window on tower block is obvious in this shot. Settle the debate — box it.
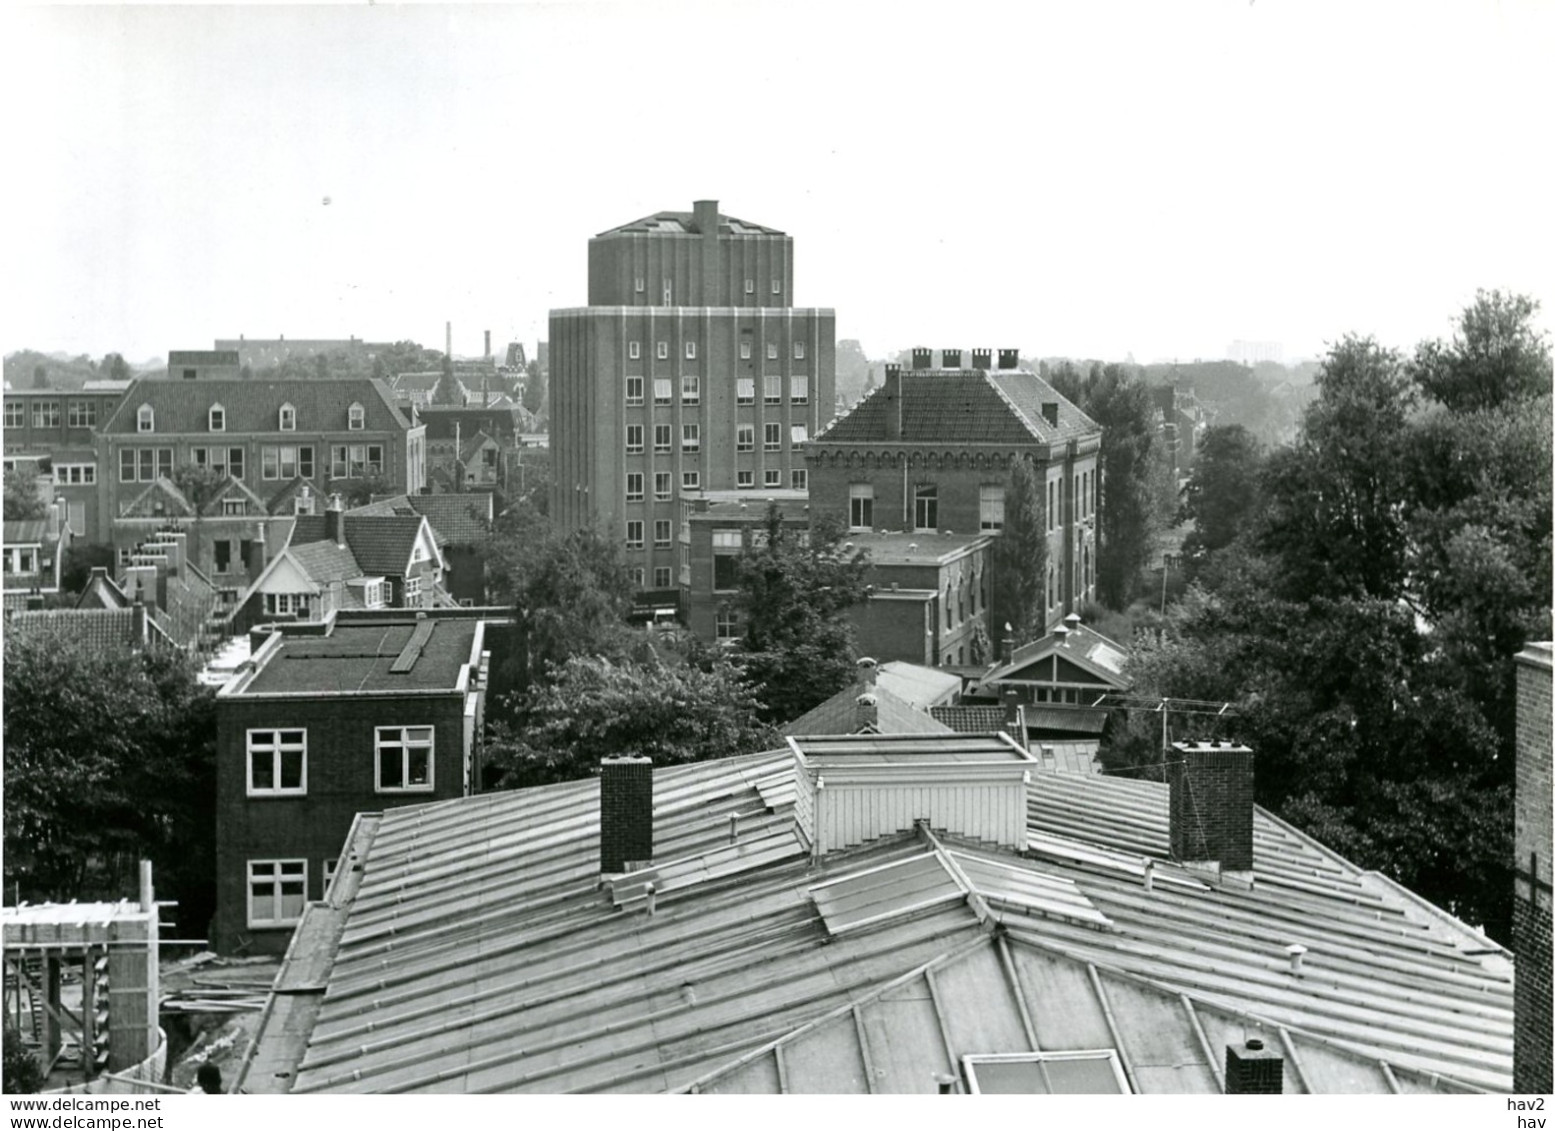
[653,566,672,589]
[654,424,671,453]
[654,378,672,405]
[791,469,807,491]
[681,375,700,404]
[654,472,672,500]
[737,470,754,489]
[626,521,644,550]
[626,376,644,405]
[764,375,781,404]
[653,519,671,548]
[764,469,781,488]
[247,729,307,796]
[740,341,752,360]
[737,378,755,404]
[790,375,808,404]
[764,423,780,451]
[626,472,644,502]
[737,424,754,452]
[656,341,669,360]
[682,470,700,490]
[626,425,644,454]
[682,423,699,452]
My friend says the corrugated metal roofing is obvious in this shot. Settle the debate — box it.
[782,681,954,737]
[242,743,1511,1094]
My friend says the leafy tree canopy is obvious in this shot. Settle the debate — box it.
[988,456,1047,644]
[1178,424,1265,569]
[3,467,47,521]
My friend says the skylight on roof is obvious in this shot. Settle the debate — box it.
[809,852,965,936]
[962,1051,1130,1094]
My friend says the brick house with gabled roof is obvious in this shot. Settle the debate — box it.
[806,351,1101,635]
[94,377,427,581]
[351,493,494,605]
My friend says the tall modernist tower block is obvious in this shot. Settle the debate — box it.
[550,200,836,590]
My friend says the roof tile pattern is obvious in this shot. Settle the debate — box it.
[242,746,1511,1094]
[814,370,1097,448]
[291,514,427,577]
[102,378,411,434]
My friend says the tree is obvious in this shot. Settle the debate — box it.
[342,473,395,508]
[484,654,776,789]
[521,360,547,417]
[170,463,228,511]
[1085,364,1160,607]
[733,506,871,725]
[988,457,1047,644]
[1178,425,1265,569]
[3,467,46,520]
[2,1024,44,1093]
[3,629,217,931]
[99,352,131,382]
[1412,290,1553,413]
[432,355,463,405]
[31,363,48,389]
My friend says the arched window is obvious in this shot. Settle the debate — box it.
[279,403,295,431]
[136,404,154,432]
[209,403,226,432]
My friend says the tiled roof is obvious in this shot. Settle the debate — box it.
[984,623,1130,689]
[353,494,492,546]
[417,406,526,442]
[813,369,1098,447]
[239,745,1510,1094]
[101,378,411,435]
[291,514,427,577]
[231,618,480,696]
[3,520,49,545]
[1024,705,1109,735]
[458,431,496,464]
[287,541,361,586]
[783,681,955,736]
[7,608,146,651]
[596,210,784,238]
[930,704,1008,733]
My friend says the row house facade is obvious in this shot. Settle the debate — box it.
[2,384,131,539]
[550,199,835,592]
[806,350,1102,637]
[93,377,427,582]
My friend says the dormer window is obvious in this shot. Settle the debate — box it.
[279,403,295,431]
[348,403,365,430]
[209,404,226,432]
[137,404,154,432]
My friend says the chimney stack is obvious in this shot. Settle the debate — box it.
[1169,742,1255,872]
[941,349,961,369]
[854,692,879,732]
[911,347,933,371]
[1001,622,1015,665]
[445,321,452,361]
[484,330,491,359]
[600,756,654,874]
[1001,684,1022,728]
[971,348,992,371]
[998,348,1019,370]
[857,656,878,687]
[1041,402,1060,428]
[325,493,346,549]
[883,364,903,441]
[1224,1037,1283,1094]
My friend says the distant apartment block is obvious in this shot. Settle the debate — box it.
[214,336,389,372]
[550,199,835,590]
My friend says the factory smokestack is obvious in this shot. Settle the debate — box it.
[484,330,491,359]
[446,321,452,360]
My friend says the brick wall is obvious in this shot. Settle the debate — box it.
[599,757,653,873]
[1169,744,1254,872]
[1514,644,1553,1093]
[213,693,466,954]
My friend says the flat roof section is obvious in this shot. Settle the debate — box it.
[232,619,480,696]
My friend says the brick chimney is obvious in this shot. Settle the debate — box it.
[883,364,903,441]
[1224,1037,1283,1094]
[1001,622,1015,665]
[1514,642,1554,1092]
[998,349,1019,370]
[941,349,961,369]
[857,656,878,687]
[911,347,933,371]
[600,756,653,874]
[1001,684,1022,727]
[971,348,992,371]
[1169,742,1255,873]
[325,494,345,548]
[854,692,879,732]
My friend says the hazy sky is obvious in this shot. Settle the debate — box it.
[2,1,1550,366]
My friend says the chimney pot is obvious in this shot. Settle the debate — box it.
[941,348,962,369]
[911,347,933,371]
[971,349,992,371]
[857,656,878,686]
[998,348,1019,370]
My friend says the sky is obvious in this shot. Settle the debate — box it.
[1,0,1551,367]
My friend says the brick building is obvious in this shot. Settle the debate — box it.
[212,609,501,954]
[806,350,1101,635]
[3,385,129,539]
[94,378,427,578]
[549,199,835,591]
[1514,641,1552,1093]
[847,532,992,669]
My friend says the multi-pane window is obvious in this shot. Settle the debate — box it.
[740,341,752,360]
[348,403,365,430]
[209,404,226,432]
[329,444,384,478]
[766,342,778,360]
[764,469,782,488]
[404,575,421,604]
[54,464,96,485]
[223,498,246,516]
[121,447,173,482]
[626,425,644,454]
[214,539,234,574]
[119,450,135,482]
[629,340,641,360]
[68,400,97,428]
[980,485,1006,531]
[849,484,874,530]
[737,470,754,489]
[791,424,807,445]
[682,423,700,451]
[663,281,673,304]
[685,341,697,360]
[653,566,673,589]
[247,729,306,796]
[32,401,60,429]
[653,424,671,453]
[737,378,755,404]
[3,402,23,428]
[764,375,781,404]
[654,472,672,501]
[263,592,309,617]
[656,341,669,360]
[791,469,808,490]
[682,470,700,490]
[712,531,741,591]
[737,425,755,452]
[626,376,644,405]
[790,376,808,404]
[716,608,739,640]
[626,520,644,549]
[626,472,645,502]
[136,404,154,432]
[631,567,646,587]
[248,860,306,927]
[279,403,295,431]
[764,423,781,451]
[793,342,805,360]
[229,447,245,479]
[375,726,434,793]
[653,519,672,548]
[914,485,938,531]
[299,445,315,479]
[654,378,672,405]
[681,375,700,404]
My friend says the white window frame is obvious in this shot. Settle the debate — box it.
[681,374,700,404]
[626,472,645,502]
[682,470,700,490]
[54,463,96,485]
[68,400,97,428]
[716,608,740,640]
[31,401,60,429]
[247,859,307,928]
[279,403,295,431]
[626,376,644,406]
[961,1051,1131,1095]
[981,484,1006,531]
[767,342,778,360]
[791,468,808,491]
[653,424,672,454]
[744,278,754,295]
[771,278,781,294]
[685,341,697,360]
[208,404,226,432]
[791,375,808,404]
[626,520,645,549]
[626,424,644,454]
[740,341,752,361]
[404,574,421,604]
[629,340,641,360]
[764,468,782,488]
[136,404,154,433]
[630,567,646,587]
[682,423,700,452]
[348,403,365,431]
[654,378,672,405]
[653,519,672,548]
[791,424,807,445]
[764,423,781,451]
[793,342,805,360]
[654,472,672,501]
[849,484,874,531]
[4,402,23,429]
[653,565,672,589]
[764,375,781,404]
[736,424,755,452]
[375,725,435,794]
[737,378,755,405]
[737,470,754,489]
[246,729,307,797]
[634,276,645,294]
[656,341,669,361]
